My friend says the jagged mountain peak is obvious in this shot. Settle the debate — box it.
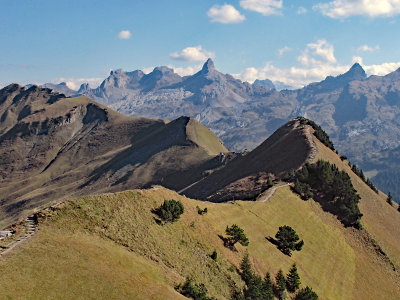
[345,62,367,80]
[78,83,90,93]
[201,58,215,73]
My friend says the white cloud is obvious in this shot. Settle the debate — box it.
[364,61,400,75]
[117,30,131,39]
[352,56,364,65]
[314,0,400,18]
[357,44,380,52]
[169,64,202,76]
[235,62,347,88]
[240,0,283,16]
[207,4,245,23]
[234,39,400,88]
[53,77,104,90]
[278,46,291,56]
[142,65,202,77]
[170,46,215,62]
[298,39,337,66]
[297,6,308,14]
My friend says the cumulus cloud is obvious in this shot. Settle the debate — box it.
[297,6,308,14]
[314,0,400,18]
[207,4,245,23]
[53,77,104,90]
[240,0,283,15]
[357,44,380,52]
[142,65,202,77]
[364,61,400,75]
[298,39,337,66]
[169,64,202,76]
[117,30,131,39]
[234,39,400,88]
[170,46,215,62]
[278,46,291,56]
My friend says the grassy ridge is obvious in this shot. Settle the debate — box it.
[1,185,398,299]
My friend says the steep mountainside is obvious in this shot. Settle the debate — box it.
[1,85,399,298]
[45,59,400,200]
[183,118,315,201]
[1,178,399,299]
[0,84,227,227]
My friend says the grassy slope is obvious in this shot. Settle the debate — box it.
[314,138,400,270]
[1,185,398,299]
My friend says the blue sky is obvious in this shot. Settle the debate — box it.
[1,0,400,89]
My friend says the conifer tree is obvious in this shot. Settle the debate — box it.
[225,224,249,247]
[262,272,274,300]
[294,286,318,300]
[387,192,393,206]
[274,269,286,300]
[286,263,301,293]
[240,252,253,284]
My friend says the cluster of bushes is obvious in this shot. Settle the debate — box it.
[294,160,363,228]
[233,253,318,300]
[350,164,379,193]
[154,199,184,223]
[297,117,335,151]
[197,206,208,215]
[176,277,215,300]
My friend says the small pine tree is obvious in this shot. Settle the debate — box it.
[387,192,393,206]
[225,224,249,247]
[294,286,318,300]
[210,250,218,261]
[286,263,301,293]
[262,272,274,300]
[274,269,286,300]
[240,252,253,284]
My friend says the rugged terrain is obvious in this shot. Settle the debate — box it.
[1,84,399,299]
[47,59,400,201]
[0,84,228,227]
[1,135,399,299]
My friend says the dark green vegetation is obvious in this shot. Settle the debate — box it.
[235,253,274,300]
[294,287,319,300]
[176,277,215,300]
[197,206,208,215]
[237,254,316,300]
[286,264,301,293]
[154,199,184,223]
[294,160,362,228]
[387,193,393,206]
[274,226,304,256]
[225,224,249,248]
[298,117,334,150]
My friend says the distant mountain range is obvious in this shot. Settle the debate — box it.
[41,59,400,201]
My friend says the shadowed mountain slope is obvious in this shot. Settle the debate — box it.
[183,118,314,201]
[0,84,227,227]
